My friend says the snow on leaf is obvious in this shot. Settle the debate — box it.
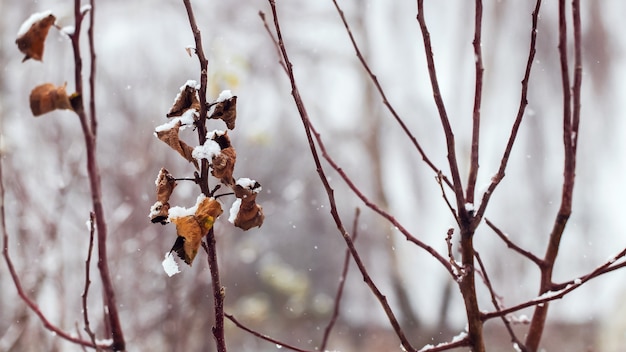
[16,11,56,62]
[169,197,223,265]
[155,121,199,169]
[209,93,237,130]
[167,81,200,118]
[149,168,177,224]
[192,139,221,162]
[228,198,242,224]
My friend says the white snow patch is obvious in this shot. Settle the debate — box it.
[80,4,92,13]
[17,10,54,37]
[229,198,242,224]
[464,202,475,212]
[216,90,233,102]
[148,201,163,219]
[207,129,226,139]
[95,338,113,346]
[513,342,522,352]
[192,140,221,161]
[154,109,197,133]
[574,278,582,285]
[61,26,75,36]
[168,194,206,220]
[162,252,180,277]
[236,177,261,193]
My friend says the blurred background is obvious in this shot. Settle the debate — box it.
[1,0,626,351]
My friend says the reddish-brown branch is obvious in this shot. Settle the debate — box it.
[474,251,527,351]
[474,0,542,224]
[485,218,543,267]
[81,212,98,348]
[330,0,452,190]
[225,314,316,352]
[266,2,415,350]
[320,208,360,351]
[70,0,125,348]
[88,0,97,136]
[416,0,465,212]
[466,0,483,204]
[202,231,226,352]
[418,335,471,352]
[526,0,581,349]
[1,158,106,350]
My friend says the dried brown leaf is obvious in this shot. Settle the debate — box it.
[167,84,200,118]
[209,132,236,185]
[209,96,237,130]
[16,12,56,62]
[29,82,72,116]
[150,168,177,224]
[170,197,223,265]
[232,181,264,230]
[155,122,199,169]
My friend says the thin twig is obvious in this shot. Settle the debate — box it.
[416,0,465,213]
[436,171,459,225]
[1,145,104,351]
[466,0,484,204]
[474,251,527,351]
[224,314,316,352]
[485,218,543,267]
[70,0,125,348]
[266,2,416,350]
[418,335,471,352]
[473,0,542,225]
[320,208,360,350]
[330,0,452,190]
[525,0,580,348]
[81,212,98,348]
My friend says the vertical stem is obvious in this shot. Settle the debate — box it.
[466,0,483,204]
[526,0,581,350]
[71,1,125,349]
[417,1,483,350]
[204,230,226,352]
[181,1,226,351]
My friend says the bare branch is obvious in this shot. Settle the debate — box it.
[81,212,98,348]
[225,314,316,352]
[474,251,527,351]
[1,154,106,351]
[330,0,452,189]
[466,0,484,204]
[320,208,360,351]
[69,0,125,347]
[474,0,542,223]
[416,0,465,212]
[485,218,543,267]
[266,2,416,350]
[526,0,581,348]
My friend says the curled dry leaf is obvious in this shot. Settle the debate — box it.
[16,12,56,62]
[209,96,237,130]
[170,197,223,265]
[232,181,264,230]
[167,83,200,118]
[29,82,73,116]
[156,121,199,169]
[210,132,236,185]
[150,168,177,224]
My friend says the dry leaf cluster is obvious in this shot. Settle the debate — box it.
[151,82,264,267]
